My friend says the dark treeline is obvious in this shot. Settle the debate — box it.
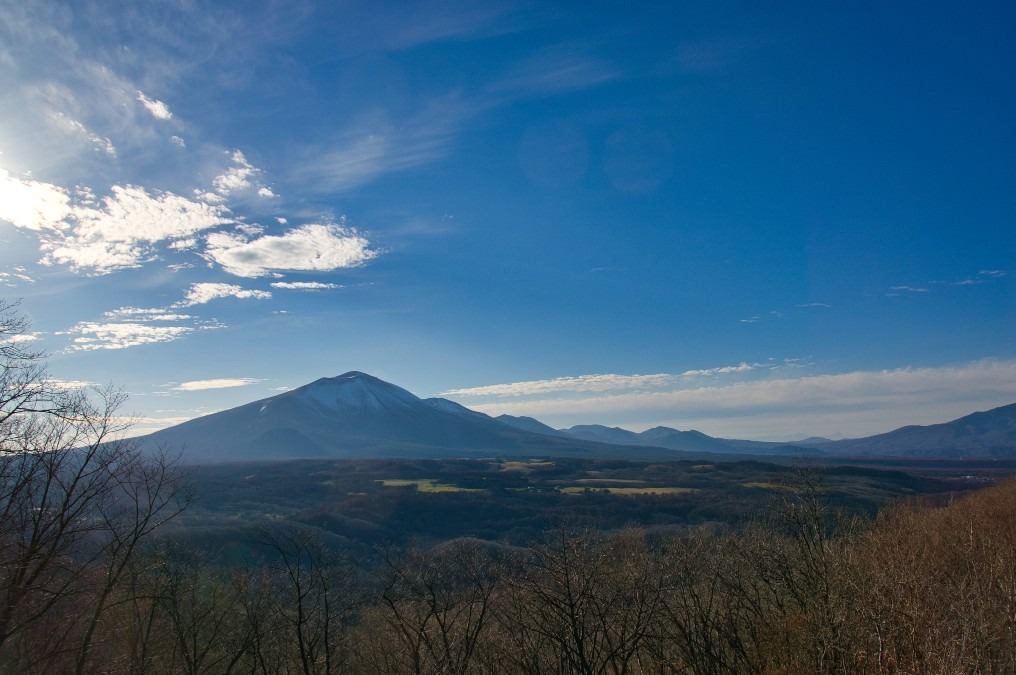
[4,468,1016,674]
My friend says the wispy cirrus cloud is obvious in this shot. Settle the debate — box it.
[293,98,478,193]
[0,267,36,287]
[104,307,193,322]
[270,281,343,290]
[891,270,1009,293]
[314,0,519,55]
[204,223,377,278]
[50,112,117,156]
[488,45,621,98]
[443,373,675,398]
[947,269,1008,286]
[443,363,761,398]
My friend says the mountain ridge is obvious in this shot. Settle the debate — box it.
[139,372,1016,461]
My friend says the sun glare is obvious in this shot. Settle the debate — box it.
[0,164,71,231]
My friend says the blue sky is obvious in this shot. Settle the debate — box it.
[1,0,1014,440]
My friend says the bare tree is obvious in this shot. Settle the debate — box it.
[365,538,500,675]
[155,542,252,675]
[0,299,189,671]
[256,525,359,674]
[495,525,662,675]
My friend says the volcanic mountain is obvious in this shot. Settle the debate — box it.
[141,372,640,463]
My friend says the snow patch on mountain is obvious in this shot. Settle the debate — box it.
[289,372,421,413]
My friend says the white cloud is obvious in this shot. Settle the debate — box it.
[136,91,173,120]
[7,332,41,343]
[213,151,256,193]
[176,282,272,306]
[168,237,198,250]
[170,135,186,147]
[450,360,1016,440]
[172,378,262,391]
[204,223,377,277]
[270,281,343,290]
[45,378,96,390]
[67,186,229,242]
[41,185,230,273]
[210,150,275,200]
[234,223,264,237]
[64,322,194,351]
[1,177,231,274]
[59,292,237,351]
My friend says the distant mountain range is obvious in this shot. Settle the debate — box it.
[823,402,1016,457]
[496,417,809,455]
[139,371,1016,462]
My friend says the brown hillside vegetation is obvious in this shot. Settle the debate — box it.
[843,478,1016,673]
[2,470,1014,673]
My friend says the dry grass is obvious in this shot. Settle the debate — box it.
[499,460,555,473]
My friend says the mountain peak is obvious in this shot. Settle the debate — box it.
[290,372,420,412]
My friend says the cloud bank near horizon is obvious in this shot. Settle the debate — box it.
[446,359,1016,440]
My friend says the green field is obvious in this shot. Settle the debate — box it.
[378,478,482,492]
